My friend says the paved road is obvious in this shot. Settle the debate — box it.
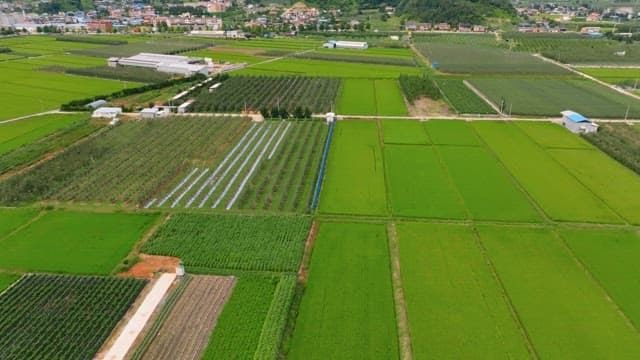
[99,273,177,360]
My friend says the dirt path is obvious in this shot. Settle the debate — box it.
[462,80,505,116]
[387,223,413,360]
[140,275,237,360]
[98,273,177,360]
[533,54,640,101]
[298,220,319,282]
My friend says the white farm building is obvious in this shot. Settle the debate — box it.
[322,40,368,50]
[109,53,209,76]
[92,107,122,119]
[561,110,598,134]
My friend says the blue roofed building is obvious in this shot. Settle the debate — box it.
[561,110,598,134]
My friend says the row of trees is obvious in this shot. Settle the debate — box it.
[260,106,314,119]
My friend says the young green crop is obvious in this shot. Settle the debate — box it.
[478,225,640,359]
[0,210,157,275]
[473,121,622,223]
[318,121,387,216]
[141,214,311,273]
[288,222,398,360]
[397,222,532,358]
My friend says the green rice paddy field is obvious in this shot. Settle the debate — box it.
[0,210,157,275]
[338,79,408,116]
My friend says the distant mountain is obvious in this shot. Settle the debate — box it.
[397,0,515,26]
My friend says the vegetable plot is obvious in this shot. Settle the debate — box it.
[0,274,146,360]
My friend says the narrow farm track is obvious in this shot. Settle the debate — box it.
[140,275,237,360]
[387,223,413,360]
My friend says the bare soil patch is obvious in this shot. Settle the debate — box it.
[119,254,181,279]
[406,97,452,117]
[141,275,237,360]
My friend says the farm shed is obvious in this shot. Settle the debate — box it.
[178,100,194,113]
[112,53,209,76]
[86,99,107,109]
[323,40,368,50]
[92,107,122,119]
[561,110,598,134]
[140,107,167,118]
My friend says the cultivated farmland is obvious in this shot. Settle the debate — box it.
[0,211,157,274]
[478,225,640,358]
[338,79,408,116]
[318,121,387,216]
[469,78,640,118]
[0,273,146,360]
[201,275,295,359]
[141,275,237,360]
[288,222,398,359]
[0,116,248,206]
[583,123,640,175]
[381,120,430,145]
[435,79,496,114]
[153,121,324,211]
[397,222,531,359]
[190,76,341,113]
[385,144,465,219]
[235,121,328,213]
[0,116,100,175]
[0,113,88,155]
[473,121,622,223]
[74,38,212,58]
[141,214,311,273]
[415,42,571,75]
[0,207,39,238]
[559,228,640,328]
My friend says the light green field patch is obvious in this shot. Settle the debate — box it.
[473,121,622,224]
[515,121,592,149]
[319,121,387,216]
[237,57,421,78]
[375,79,408,116]
[424,120,481,146]
[288,222,398,360]
[438,146,541,222]
[385,145,465,219]
[0,211,158,275]
[549,148,640,224]
[0,208,39,238]
[338,79,376,115]
[381,120,429,145]
[397,222,532,359]
[0,274,20,293]
[0,114,88,155]
[559,227,640,329]
[478,225,640,359]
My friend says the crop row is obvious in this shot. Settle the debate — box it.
[253,275,297,359]
[236,121,328,213]
[435,79,496,114]
[0,273,146,360]
[190,76,341,113]
[55,117,245,206]
[399,74,441,103]
[140,213,311,273]
[74,38,213,58]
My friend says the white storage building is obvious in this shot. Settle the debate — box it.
[92,107,122,118]
[561,110,598,134]
[110,53,209,76]
[323,40,368,50]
